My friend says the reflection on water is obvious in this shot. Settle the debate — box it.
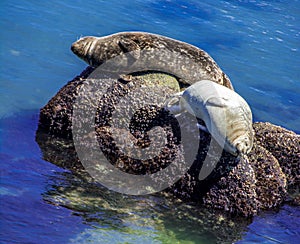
[237,205,300,244]
[43,170,251,244]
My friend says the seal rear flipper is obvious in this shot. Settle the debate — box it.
[164,91,184,115]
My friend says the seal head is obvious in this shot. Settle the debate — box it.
[71,36,101,66]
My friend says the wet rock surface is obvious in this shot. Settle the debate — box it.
[43,170,252,244]
[36,66,300,217]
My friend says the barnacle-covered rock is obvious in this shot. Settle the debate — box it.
[202,156,259,217]
[36,67,300,216]
[38,66,95,139]
[253,122,300,187]
[248,144,287,210]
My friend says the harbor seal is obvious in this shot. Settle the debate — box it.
[166,80,254,156]
[71,32,233,90]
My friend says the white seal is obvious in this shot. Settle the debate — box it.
[166,80,254,156]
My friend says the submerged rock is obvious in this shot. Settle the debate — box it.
[36,67,300,217]
[43,170,251,244]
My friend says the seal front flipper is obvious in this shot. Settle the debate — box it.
[164,91,184,115]
[205,96,230,108]
[118,38,141,61]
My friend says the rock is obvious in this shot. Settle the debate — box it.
[38,67,180,139]
[253,122,300,187]
[38,66,95,139]
[249,144,287,210]
[36,67,300,217]
[202,156,259,217]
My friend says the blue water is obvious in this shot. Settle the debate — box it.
[1,0,299,243]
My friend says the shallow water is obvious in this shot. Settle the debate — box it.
[1,0,300,243]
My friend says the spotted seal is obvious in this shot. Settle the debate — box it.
[166,80,254,156]
[71,32,233,89]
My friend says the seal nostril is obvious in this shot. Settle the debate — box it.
[236,142,246,155]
